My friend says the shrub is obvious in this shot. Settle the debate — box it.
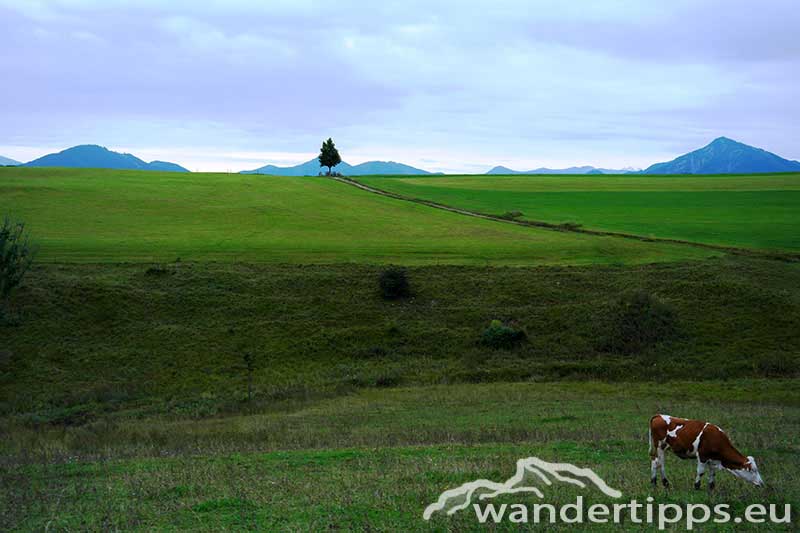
[605,290,677,354]
[480,319,526,349]
[755,353,797,377]
[558,221,583,230]
[500,210,524,220]
[145,265,172,276]
[379,267,411,299]
[0,217,36,311]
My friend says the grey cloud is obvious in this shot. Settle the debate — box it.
[0,0,798,170]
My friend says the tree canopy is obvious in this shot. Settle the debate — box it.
[318,138,342,175]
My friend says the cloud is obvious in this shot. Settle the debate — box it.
[0,0,798,171]
[156,16,295,62]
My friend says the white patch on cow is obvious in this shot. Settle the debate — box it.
[666,424,684,438]
[660,414,672,425]
[689,423,709,458]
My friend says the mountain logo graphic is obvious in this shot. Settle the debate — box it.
[423,457,622,520]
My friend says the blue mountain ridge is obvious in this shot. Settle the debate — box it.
[23,145,189,172]
[241,159,436,176]
[486,165,636,174]
[644,137,800,174]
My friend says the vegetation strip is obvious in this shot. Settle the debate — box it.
[338,176,800,262]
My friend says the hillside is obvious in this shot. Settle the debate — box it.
[0,155,20,166]
[23,145,189,172]
[0,167,714,265]
[242,158,433,176]
[644,137,800,174]
[3,258,798,422]
[355,173,800,252]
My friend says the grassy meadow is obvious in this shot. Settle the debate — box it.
[2,258,799,530]
[3,381,798,531]
[2,167,799,530]
[355,173,800,252]
[0,167,718,265]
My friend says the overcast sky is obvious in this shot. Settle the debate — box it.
[1,0,798,172]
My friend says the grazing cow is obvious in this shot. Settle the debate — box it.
[648,414,764,490]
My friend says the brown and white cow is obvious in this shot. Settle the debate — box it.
[649,414,764,490]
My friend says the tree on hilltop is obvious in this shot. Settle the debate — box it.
[318,138,342,176]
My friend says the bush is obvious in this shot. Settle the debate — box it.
[0,217,36,310]
[557,221,583,230]
[480,319,526,349]
[379,267,411,299]
[500,210,524,220]
[604,290,677,354]
[145,265,173,276]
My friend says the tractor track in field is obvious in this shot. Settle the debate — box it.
[331,176,800,263]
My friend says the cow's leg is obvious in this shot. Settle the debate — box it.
[707,463,716,491]
[694,461,706,490]
[658,447,670,488]
[650,456,659,487]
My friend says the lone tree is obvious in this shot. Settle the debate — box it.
[318,138,342,175]
[0,217,36,315]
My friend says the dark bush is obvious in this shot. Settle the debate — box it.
[479,319,526,349]
[374,371,402,388]
[605,290,678,354]
[557,221,583,230]
[379,267,411,299]
[145,265,172,276]
[0,217,36,306]
[499,210,524,220]
[755,353,797,377]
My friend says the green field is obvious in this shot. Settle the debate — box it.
[0,167,718,265]
[2,260,799,530]
[3,380,798,531]
[2,167,799,531]
[355,173,800,252]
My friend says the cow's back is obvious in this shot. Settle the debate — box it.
[650,414,703,457]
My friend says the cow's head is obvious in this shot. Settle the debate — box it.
[730,456,764,487]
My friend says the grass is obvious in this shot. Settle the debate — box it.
[2,257,798,424]
[354,173,800,252]
[0,167,718,265]
[2,381,798,531]
[2,167,799,530]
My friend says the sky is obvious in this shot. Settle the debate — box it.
[1,0,798,173]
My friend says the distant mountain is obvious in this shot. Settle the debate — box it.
[0,155,20,166]
[486,165,636,175]
[644,137,800,174]
[241,158,338,176]
[23,145,189,172]
[242,159,434,176]
[350,161,435,175]
[147,160,190,172]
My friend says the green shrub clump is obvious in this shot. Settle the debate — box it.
[605,290,677,354]
[379,267,411,299]
[480,319,526,349]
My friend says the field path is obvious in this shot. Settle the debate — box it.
[334,176,800,262]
